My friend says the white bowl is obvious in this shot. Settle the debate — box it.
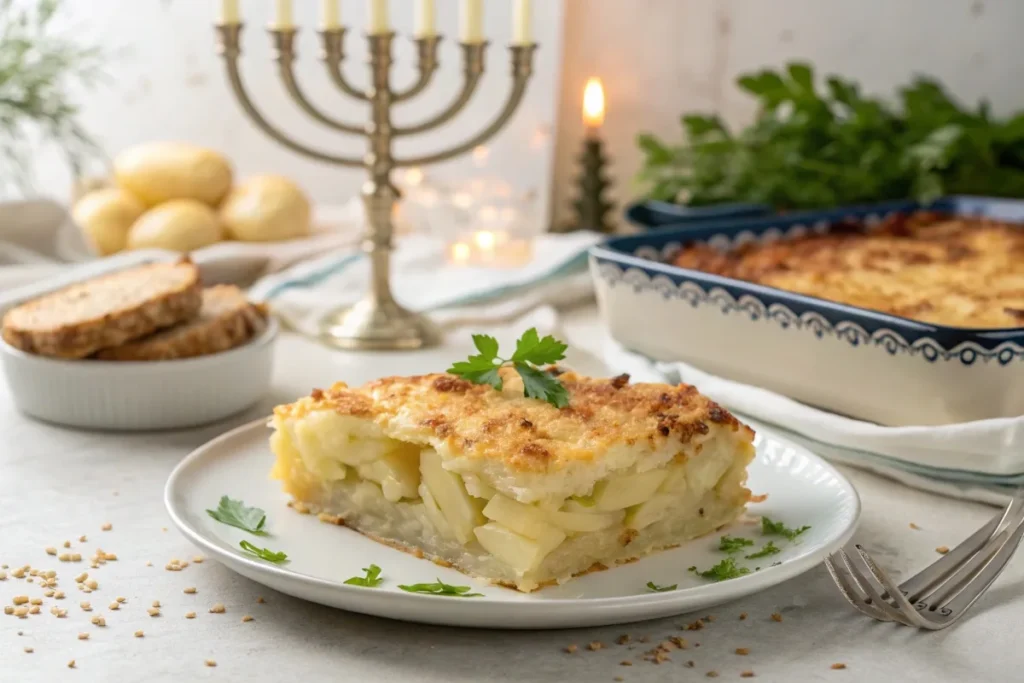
[0,251,277,431]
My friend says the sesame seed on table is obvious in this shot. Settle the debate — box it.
[0,309,1019,682]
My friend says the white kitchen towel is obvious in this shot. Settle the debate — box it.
[601,341,1024,506]
[248,231,602,334]
[0,199,363,291]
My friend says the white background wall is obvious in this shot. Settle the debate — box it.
[552,0,1024,227]
[23,0,564,222]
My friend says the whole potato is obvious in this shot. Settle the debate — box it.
[127,199,224,252]
[114,142,233,207]
[220,175,311,242]
[72,188,146,255]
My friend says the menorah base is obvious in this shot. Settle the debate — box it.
[317,298,442,351]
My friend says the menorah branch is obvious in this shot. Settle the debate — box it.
[271,28,365,136]
[393,42,486,137]
[396,44,536,166]
[392,36,441,102]
[216,24,361,167]
[320,29,370,101]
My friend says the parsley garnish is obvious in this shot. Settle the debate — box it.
[689,558,751,582]
[646,581,677,593]
[718,535,755,554]
[447,329,569,408]
[238,540,288,564]
[344,564,383,588]
[746,541,781,559]
[397,579,483,598]
[761,517,811,541]
[206,496,268,536]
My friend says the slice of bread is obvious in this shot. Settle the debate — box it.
[95,285,268,361]
[2,260,202,359]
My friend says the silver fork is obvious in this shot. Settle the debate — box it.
[825,491,1024,629]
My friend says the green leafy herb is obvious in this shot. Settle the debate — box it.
[344,564,383,587]
[646,581,677,593]
[448,329,569,408]
[761,517,811,541]
[238,540,288,564]
[718,535,755,554]
[746,541,781,559]
[636,61,1024,210]
[397,579,483,598]
[206,496,267,536]
[689,558,751,582]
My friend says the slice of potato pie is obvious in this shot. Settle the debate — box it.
[269,368,755,592]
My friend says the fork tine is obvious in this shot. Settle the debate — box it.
[916,497,1024,608]
[938,519,1024,619]
[900,494,1024,603]
[854,545,933,629]
[824,554,894,622]
[838,549,912,625]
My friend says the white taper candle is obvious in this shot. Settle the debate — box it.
[512,0,532,44]
[274,0,293,29]
[219,0,240,24]
[415,0,436,37]
[369,0,390,34]
[460,0,483,43]
[321,0,340,29]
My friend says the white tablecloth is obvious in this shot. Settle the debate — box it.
[1,305,1020,683]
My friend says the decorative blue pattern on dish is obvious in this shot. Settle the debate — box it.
[592,196,1024,365]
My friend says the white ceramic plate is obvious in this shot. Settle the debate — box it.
[165,419,860,629]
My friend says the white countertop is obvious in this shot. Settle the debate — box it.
[1,305,1019,683]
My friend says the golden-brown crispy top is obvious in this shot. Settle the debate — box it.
[274,369,751,471]
[671,212,1024,329]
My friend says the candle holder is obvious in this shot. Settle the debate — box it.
[214,23,537,349]
[558,136,614,233]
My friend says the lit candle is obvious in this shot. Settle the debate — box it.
[219,0,240,24]
[582,77,605,138]
[321,0,340,29]
[512,0,532,44]
[415,0,436,37]
[369,0,389,34]
[270,0,293,28]
[460,0,483,43]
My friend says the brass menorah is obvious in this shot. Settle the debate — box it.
[213,22,537,350]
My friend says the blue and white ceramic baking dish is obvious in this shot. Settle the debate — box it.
[590,196,1024,427]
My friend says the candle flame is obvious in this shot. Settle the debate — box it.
[473,230,497,250]
[451,242,471,264]
[582,77,605,129]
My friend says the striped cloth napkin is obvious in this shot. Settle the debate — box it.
[248,232,602,335]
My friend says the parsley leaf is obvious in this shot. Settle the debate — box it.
[448,328,570,408]
[689,558,751,582]
[718,535,755,554]
[761,517,811,541]
[397,579,483,597]
[746,541,781,559]
[646,581,677,593]
[238,540,288,564]
[344,564,383,587]
[515,362,570,408]
[206,496,267,536]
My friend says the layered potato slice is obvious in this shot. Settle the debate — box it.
[269,369,756,592]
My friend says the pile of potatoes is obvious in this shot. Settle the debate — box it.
[72,142,312,255]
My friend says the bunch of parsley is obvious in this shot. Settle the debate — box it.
[636,62,1024,210]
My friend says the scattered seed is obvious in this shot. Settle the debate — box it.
[587,641,604,651]
[85,579,97,590]
[54,591,65,600]
[909,523,921,530]
[79,535,87,542]
[183,587,197,594]
[77,633,89,640]
[831,663,847,670]
[63,541,71,549]
[241,615,254,623]
[29,598,42,606]
[145,561,152,567]
[4,606,13,615]
[101,523,112,531]
[0,570,5,580]
[565,644,578,654]
[70,553,82,562]
[152,600,160,608]
[739,612,748,620]
[135,630,144,638]
[90,616,106,627]
[193,556,204,563]
[43,570,56,579]
[771,612,783,622]
[109,602,119,611]
[616,634,631,645]
[28,606,40,615]
[68,660,76,668]
[205,660,217,667]
[11,568,25,578]
[12,595,28,605]
[23,646,33,653]
[936,546,950,554]
[58,553,71,562]
[185,611,196,619]
[686,660,695,668]
[736,648,750,655]
[45,547,57,556]
[116,597,126,604]
[256,596,265,604]
[44,590,55,598]
[74,573,87,583]
[741,672,756,678]
[706,672,719,678]
[620,660,632,666]
[147,608,160,617]
[14,606,28,618]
